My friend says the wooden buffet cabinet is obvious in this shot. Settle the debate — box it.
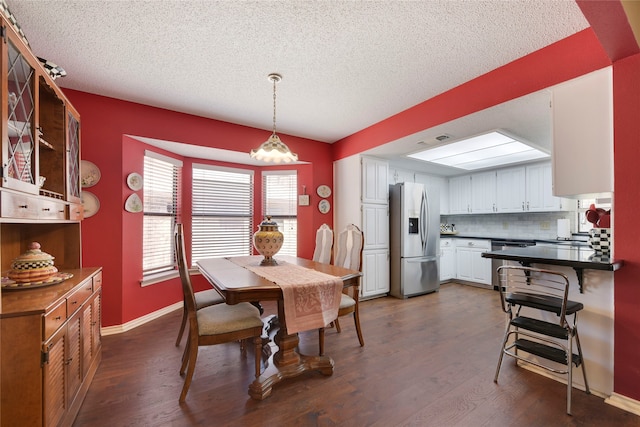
[0,11,101,427]
[1,268,102,427]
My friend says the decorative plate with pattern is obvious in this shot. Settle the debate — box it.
[316,185,331,198]
[1,272,73,290]
[318,199,330,214]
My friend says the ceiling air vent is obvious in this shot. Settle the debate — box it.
[435,134,452,142]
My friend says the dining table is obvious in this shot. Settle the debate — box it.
[196,254,362,400]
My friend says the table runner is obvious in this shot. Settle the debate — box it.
[228,256,343,334]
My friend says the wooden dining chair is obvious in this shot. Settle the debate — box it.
[312,223,333,264]
[175,286,224,345]
[174,224,264,402]
[319,223,364,355]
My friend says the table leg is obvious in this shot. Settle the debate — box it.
[248,299,335,400]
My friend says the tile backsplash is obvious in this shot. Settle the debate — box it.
[440,211,576,240]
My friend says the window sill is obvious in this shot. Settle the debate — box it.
[140,268,201,287]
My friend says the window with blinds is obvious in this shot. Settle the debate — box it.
[263,171,297,256]
[191,165,254,265]
[143,151,181,276]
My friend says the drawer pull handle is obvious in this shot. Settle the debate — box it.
[42,208,50,211]
[65,357,73,365]
[71,301,78,305]
[19,204,28,209]
[54,316,61,320]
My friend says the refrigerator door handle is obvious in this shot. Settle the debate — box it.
[420,189,429,251]
[405,256,438,263]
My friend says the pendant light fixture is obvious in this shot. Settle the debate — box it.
[250,73,298,163]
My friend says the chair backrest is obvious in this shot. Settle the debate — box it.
[334,224,364,272]
[497,265,571,326]
[174,224,198,319]
[312,223,333,264]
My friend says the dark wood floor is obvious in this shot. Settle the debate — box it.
[73,283,639,427]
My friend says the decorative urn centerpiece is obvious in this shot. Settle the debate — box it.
[253,216,284,266]
[7,242,58,283]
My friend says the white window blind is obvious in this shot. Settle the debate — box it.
[262,171,297,256]
[192,165,254,265]
[143,152,181,276]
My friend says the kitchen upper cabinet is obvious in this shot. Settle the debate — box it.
[471,171,497,213]
[389,168,414,185]
[496,166,526,212]
[552,67,613,198]
[448,175,471,214]
[526,162,565,211]
[415,173,449,215]
[496,162,567,213]
[449,172,496,214]
[362,204,388,250]
[361,156,388,204]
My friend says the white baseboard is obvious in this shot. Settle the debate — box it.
[605,393,640,416]
[101,301,182,336]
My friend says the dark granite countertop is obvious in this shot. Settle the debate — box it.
[481,245,622,271]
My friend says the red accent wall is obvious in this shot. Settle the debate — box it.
[64,90,333,326]
[612,52,640,400]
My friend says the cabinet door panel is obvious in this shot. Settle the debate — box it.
[66,310,83,407]
[496,167,525,212]
[44,327,67,427]
[362,204,388,249]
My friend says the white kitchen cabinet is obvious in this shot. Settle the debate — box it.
[362,156,389,205]
[362,249,390,298]
[526,162,566,211]
[448,175,471,214]
[471,171,497,213]
[439,238,455,281]
[415,173,449,215]
[496,166,526,212]
[389,168,414,185]
[552,67,613,198]
[362,204,389,250]
[455,239,492,286]
[496,162,566,213]
[335,155,390,299]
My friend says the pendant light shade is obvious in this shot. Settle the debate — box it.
[250,73,298,163]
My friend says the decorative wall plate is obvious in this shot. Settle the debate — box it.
[81,191,100,218]
[127,172,143,191]
[80,160,101,187]
[318,199,330,214]
[317,185,331,198]
[125,193,143,213]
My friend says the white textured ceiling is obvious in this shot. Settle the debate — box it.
[7,0,588,171]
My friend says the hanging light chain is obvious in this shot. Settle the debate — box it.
[269,73,282,136]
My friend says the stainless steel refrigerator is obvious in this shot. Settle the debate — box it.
[389,182,440,298]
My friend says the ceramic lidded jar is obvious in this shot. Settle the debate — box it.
[253,216,284,266]
[7,242,58,283]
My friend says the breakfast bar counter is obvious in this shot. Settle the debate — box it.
[482,244,623,292]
